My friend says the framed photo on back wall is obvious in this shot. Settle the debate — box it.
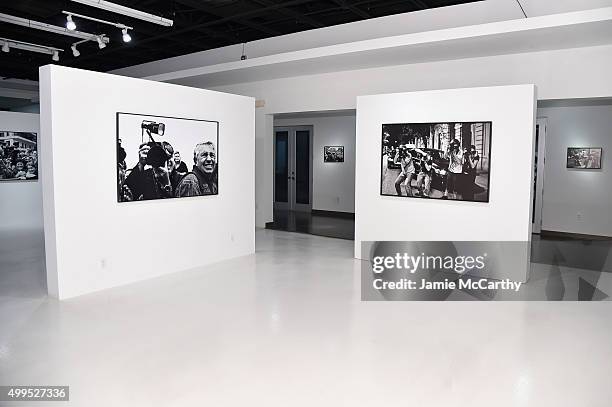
[324,146,344,162]
[566,147,602,169]
[0,131,38,181]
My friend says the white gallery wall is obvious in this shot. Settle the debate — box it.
[40,65,255,299]
[274,113,356,213]
[0,111,42,232]
[107,2,612,230]
[355,85,536,282]
[202,44,612,228]
[538,103,612,237]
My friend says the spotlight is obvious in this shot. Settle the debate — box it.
[66,15,77,31]
[52,50,60,62]
[1,42,9,53]
[121,28,131,43]
[96,36,106,49]
[71,45,80,57]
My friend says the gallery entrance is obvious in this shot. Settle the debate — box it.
[273,126,313,211]
[268,113,356,240]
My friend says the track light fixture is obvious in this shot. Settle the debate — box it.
[122,28,131,43]
[66,14,76,31]
[0,12,103,41]
[62,11,134,44]
[96,36,107,49]
[0,37,63,59]
[71,44,80,57]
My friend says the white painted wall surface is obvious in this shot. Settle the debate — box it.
[274,113,356,213]
[40,65,255,299]
[0,111,42,232]
[355,85,536,282]
[208,44,612,228]
[538,103,612,237]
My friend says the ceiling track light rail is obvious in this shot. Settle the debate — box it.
[0,12,105,41]
[0,37,63,61]
[70,0,173,27]
[62,11,133,43]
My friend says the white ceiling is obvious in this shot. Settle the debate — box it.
[112,0,612,80]
[133,6,612,88]
[518,0,612,16]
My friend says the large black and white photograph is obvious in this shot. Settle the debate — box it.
[566,147,602,169]
[117,113,219,202]
[380,121,492,202]
[0,131,38,181]
[324,145,344,162]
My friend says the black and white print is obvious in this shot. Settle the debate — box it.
[0,131,38,181]
[566,147,602,169]
[380,122,492,202]
[324,146,344,162]
[117,113,219,203]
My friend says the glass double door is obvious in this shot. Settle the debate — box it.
[274,126,312,211]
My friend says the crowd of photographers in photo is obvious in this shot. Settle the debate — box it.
[388,138,481,200]
[117,138,218,202]
[0,144,38,181]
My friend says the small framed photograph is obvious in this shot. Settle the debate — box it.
[0,131,39,182]
[566,147,602,169]
[324,146,344,162]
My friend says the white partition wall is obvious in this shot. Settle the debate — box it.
[0,111,42,232]
[40,65,255,299]
[355,85,536,282]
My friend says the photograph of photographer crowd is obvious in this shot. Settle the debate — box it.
[566,147,602,169]
[116,113,219,203]
[0,131,38,181]
[380,121,491,202]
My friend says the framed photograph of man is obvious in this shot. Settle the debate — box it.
[380,121,492,202]
[116,113,219,203]
[566,147,602,169]
[0,131,38,181]
[324,146,344,162]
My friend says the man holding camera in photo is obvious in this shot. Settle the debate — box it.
[124,141,174,201]
[462,144,480,201]
[393,144,416,196]
[415,151,434,197]
[443,139,464,200]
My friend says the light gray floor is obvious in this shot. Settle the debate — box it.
[1,228,611,406]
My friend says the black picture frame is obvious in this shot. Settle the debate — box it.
[324,145,344,162]
[566,147,602,169]
[0,131,39,182]
[379,121,492,203]
[116,112,219,203]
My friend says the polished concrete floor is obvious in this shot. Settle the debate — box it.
[267,209,355,240]
[1,228,612,406]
